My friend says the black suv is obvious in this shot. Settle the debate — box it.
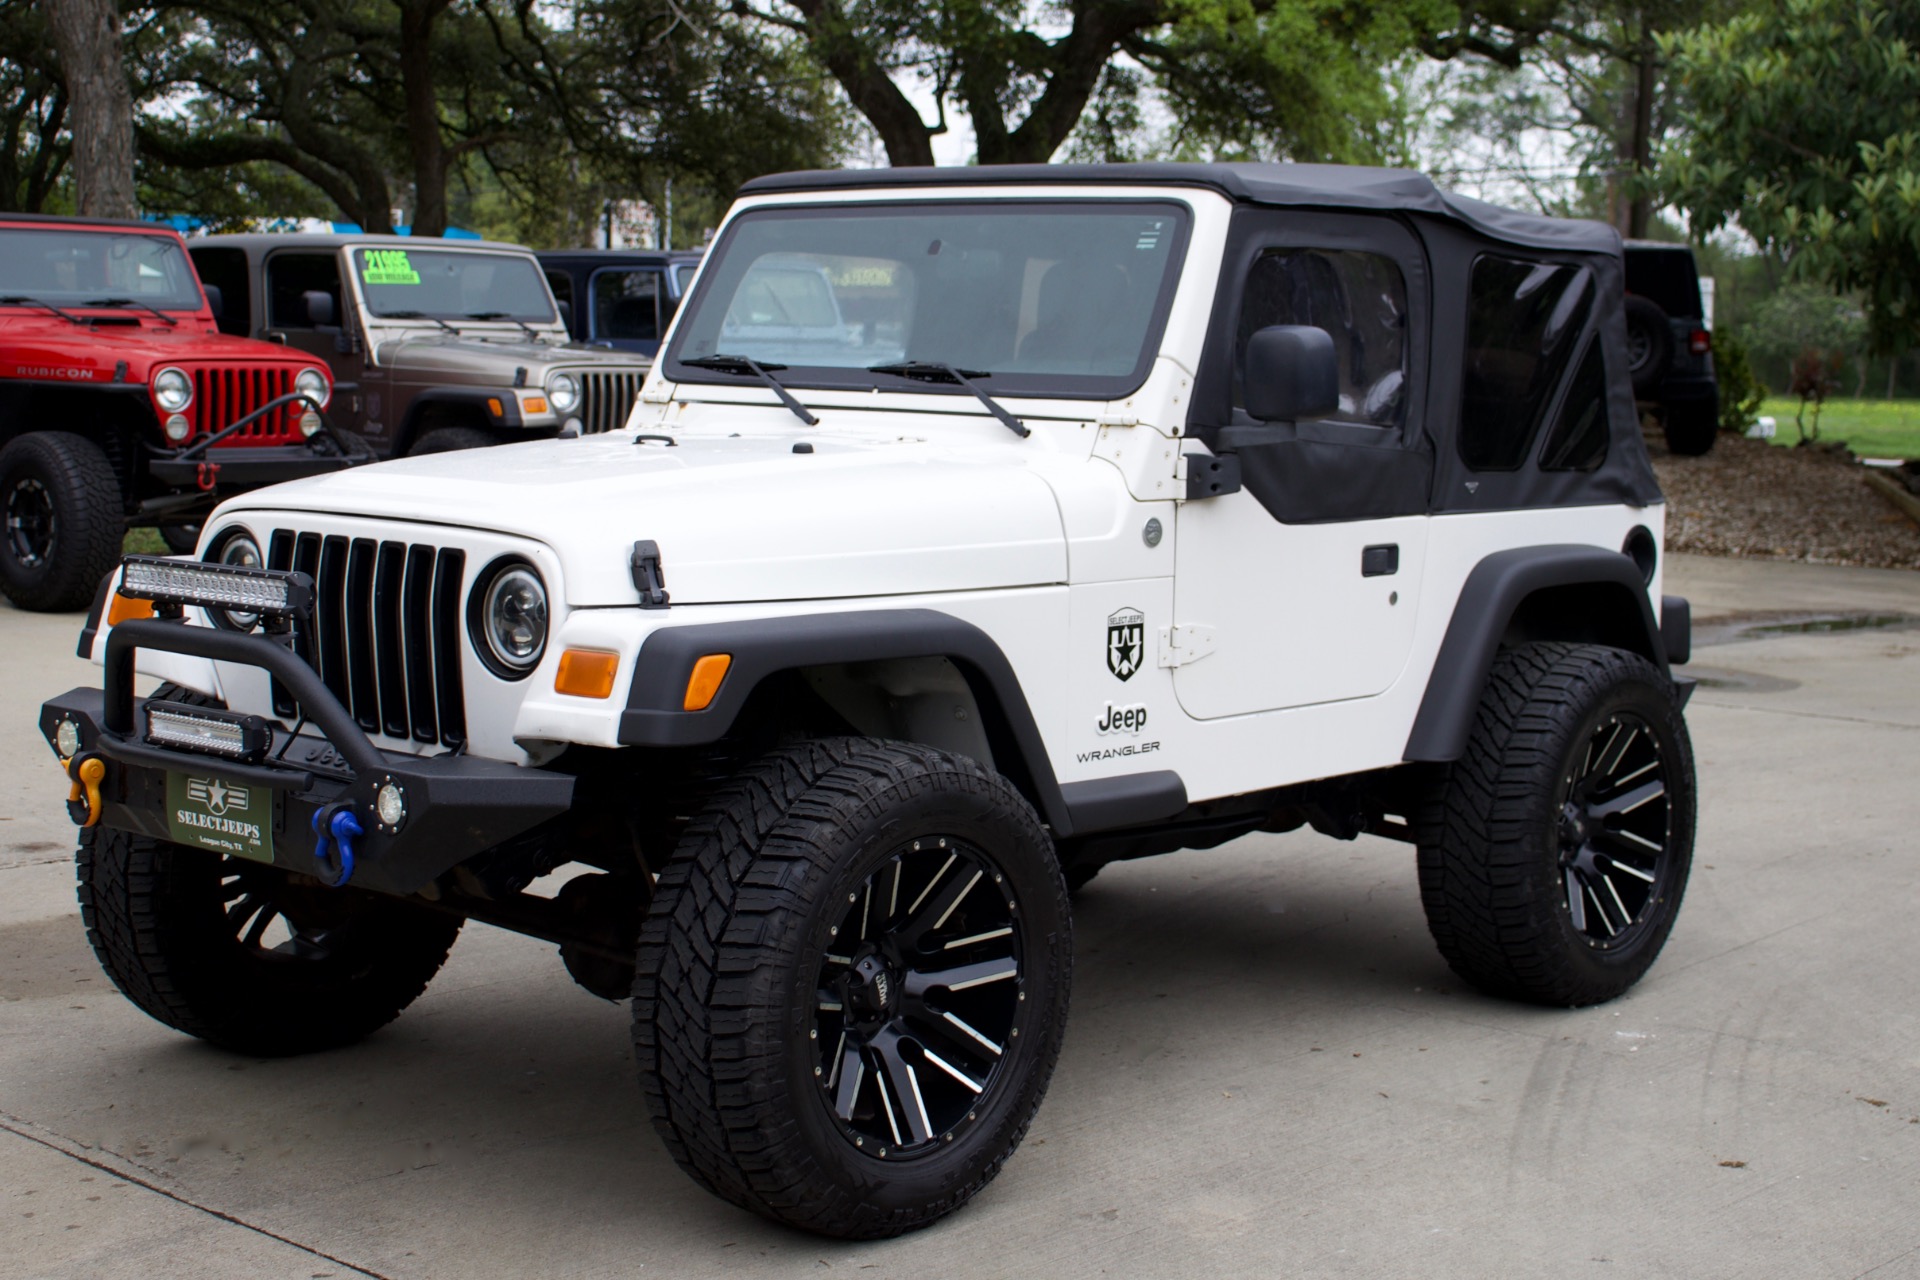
[1624,241,1719,455]
[536,249,704,355]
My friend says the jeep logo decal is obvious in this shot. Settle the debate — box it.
[1107,608,1144,681]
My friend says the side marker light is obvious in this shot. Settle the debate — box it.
[683,653,732,712]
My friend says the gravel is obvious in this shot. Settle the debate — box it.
[1650,432,1920,570]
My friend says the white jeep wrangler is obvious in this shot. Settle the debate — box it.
[42,163,1697,1240]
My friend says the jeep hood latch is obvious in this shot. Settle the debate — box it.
[630,540,670,609]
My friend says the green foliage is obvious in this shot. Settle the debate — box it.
[1712,331,1766,435]
[1661,0,1920,358]
[1732,282,1867,390]
[0,0,70,211]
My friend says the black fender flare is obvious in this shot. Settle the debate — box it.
[615,607,1186,838]
[1403,544,1676,763]
[395,387,543,453]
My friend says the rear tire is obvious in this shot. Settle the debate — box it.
[1416,643,1695,1007]
[408,425,496,455]
[77,826,463,1056]
[0,432,124,612]
[158,521,202,554]
[633,738,1072,1239]
[1662,402,1718,456]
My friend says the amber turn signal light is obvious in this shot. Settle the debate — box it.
[522,396,548,415]
[106,592,155,627]
[683,653,732,712]
[554,648,619,699]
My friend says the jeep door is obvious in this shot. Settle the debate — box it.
[1172,212,1432,718]
[261,249,372,435]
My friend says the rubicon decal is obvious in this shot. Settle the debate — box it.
[1096,702,1148,735]
[1106,607,1145,681]
[10,365,96,380]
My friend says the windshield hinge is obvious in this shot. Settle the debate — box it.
[630,540,670,608]
[1097,413,1139,429]
[1157,623,1216,669]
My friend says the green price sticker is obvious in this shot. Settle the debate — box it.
[361,248,420,285]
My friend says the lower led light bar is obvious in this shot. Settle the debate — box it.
[120,555,313,618]
[144,701,273,763]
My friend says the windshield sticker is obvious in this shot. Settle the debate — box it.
[361,249,420,285]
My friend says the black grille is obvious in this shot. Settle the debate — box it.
[268,530,467,747]
[577,370,645,434]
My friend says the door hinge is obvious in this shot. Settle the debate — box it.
[1175,450,1241,500]
[1158,623,1216,668]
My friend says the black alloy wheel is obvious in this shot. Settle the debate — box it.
[1417,642,1696,1007]
[0,432,124,612]
[6,475,54,568]
[635,738,1072,1239]
[815,836,1023,1157]
[1555,711,1673,947]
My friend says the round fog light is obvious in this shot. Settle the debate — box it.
[164,413,192,442]
[375,781,408,829]
[299,410,322,438]
[54,718,81,759]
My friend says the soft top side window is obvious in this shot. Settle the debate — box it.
[1459,255,1594,471]
[1235,248,1408,429]
[1538,339,1611,472]
[266,252,343,330]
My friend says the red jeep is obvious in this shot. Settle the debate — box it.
[1,214,364,612]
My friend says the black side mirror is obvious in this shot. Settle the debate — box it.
[1244,324,1337,423]
[201,284,223,320]
[302,290,336,328]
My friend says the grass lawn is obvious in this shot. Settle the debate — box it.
[1759,397,1920,458]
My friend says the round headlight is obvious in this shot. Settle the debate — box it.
[207,530,264,631]
[153,367,193,413]
[294,367,331,409]
[470,560,548,678]
[546,372,580,415]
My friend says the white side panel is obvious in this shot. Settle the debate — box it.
[1170,496,1429,717]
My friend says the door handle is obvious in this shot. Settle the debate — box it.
[1361,544,1399,577]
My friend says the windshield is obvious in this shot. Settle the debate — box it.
[0,227,204,311]
[352,247,557,323]
[665,200,1190,398]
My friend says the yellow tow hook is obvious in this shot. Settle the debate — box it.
[65,753,106,828]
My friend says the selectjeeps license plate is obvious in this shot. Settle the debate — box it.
[166,771,273,863]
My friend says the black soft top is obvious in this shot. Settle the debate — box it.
[739,163,1619,255]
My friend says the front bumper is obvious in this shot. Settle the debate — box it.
[147,443,360,489]
[40,617,573,897]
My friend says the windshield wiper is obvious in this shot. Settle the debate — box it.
[84,297,179,326]
[382,309,461,335]
[867,361,1028,438]
[679,353,819,426]
[465,310,540,338]
[0,295,87,324]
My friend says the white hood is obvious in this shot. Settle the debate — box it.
[219,429,1069,606]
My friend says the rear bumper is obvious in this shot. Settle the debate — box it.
[39,618,572,897]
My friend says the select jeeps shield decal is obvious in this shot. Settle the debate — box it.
[166,772,273,863]
[1106,607,1145,681]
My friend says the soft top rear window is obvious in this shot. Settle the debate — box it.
[666,199,1191,400]
[1624,246,1702,320]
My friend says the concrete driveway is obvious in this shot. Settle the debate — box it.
[3,553,1917,1278]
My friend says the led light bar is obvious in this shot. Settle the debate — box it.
[144,701,273,763]
[120,555,312,618]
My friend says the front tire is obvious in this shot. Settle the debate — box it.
[0,432,124,612]
[1416,643,1696,1007]
[409,425,496,455]
[77,827,464,1056]
[633,738,1072,1239]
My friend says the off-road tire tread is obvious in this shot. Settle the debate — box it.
[1415,642,1694,1007]
[0,432,125,612]
[409,425,496,455]
[634,737,1070,1239]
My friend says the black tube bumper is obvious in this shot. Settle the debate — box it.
[146,444,360,489]
[38,618,573,897]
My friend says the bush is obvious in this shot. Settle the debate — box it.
[1714,331,1766,435]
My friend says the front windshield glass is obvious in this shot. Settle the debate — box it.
[666,200,1191,398]
[0,227,204,311]
[352,247,557,323]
